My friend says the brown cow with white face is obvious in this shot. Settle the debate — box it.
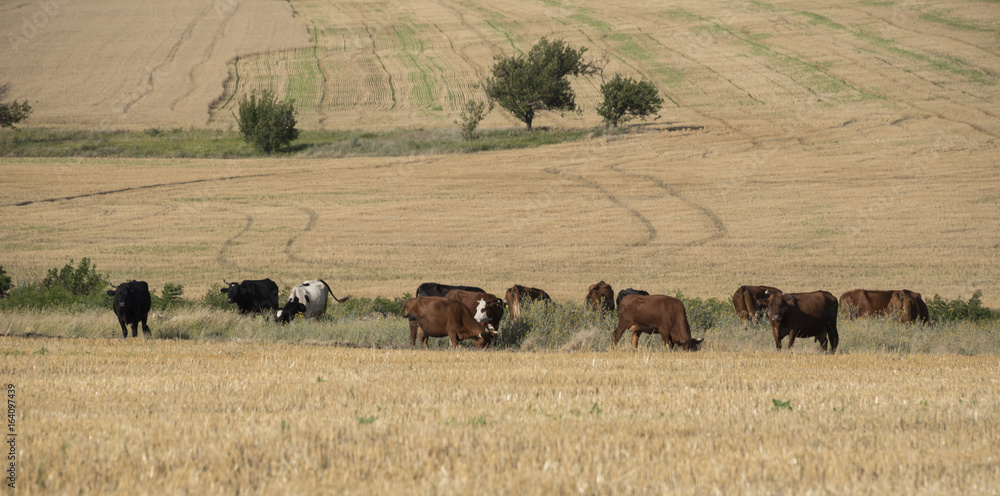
[403,296,496,349]
[613,294,703,350]
[586,281,614,313]
[504,284,550,322]
[766,290,839,354]
[887,290,930,324]
[445,290,505,333]
[733,285,781,325]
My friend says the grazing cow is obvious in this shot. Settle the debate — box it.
[445,290,505,333]
[766,290,839,353]
[613,294,703,350]
[887,290,930,324]
[106,280,152,338]
[276,279,350,323]
[586,281,615,313]
[504,284,551,322]
[403,296,496,348]
[616,288,649,310]
[220,278,280,315]
[415,282,486,298]
[840,289,927,322]
[732,285,781,325]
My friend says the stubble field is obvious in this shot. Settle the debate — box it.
[2,0,1000,493]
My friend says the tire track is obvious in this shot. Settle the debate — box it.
[285,206,320,264]
[543,168,656,247]
[607,163,728,248]
[217,213,254,271]
[5,173,282,208]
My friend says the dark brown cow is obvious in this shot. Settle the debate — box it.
[840,289,928,322]
[445,290,505,333]
[887,290,930,324]
[766,290,839,354]
[586,281,614,313]
[613,294,703,350]
[504,284,550,322]
[403,296,496,349]
[732,285,781,325]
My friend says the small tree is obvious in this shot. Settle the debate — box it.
[42,258,107,296]
[484,38,595,131]
[236,89,299,154]
[0,83,32,129]
[597,74,663,128]
[455,98,492,140]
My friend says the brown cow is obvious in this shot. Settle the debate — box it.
[586,281,614,313]
[887,290,930,324]
[613,294,703,350]
[840,289,928,322]
[504,284,550,322]
[766,290,839,353]
[445,290,505,333]
[404,296,496,349]
[732,285,781,325]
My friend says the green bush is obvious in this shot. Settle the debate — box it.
[151,283,185,310]
[236,89,299,154]
[0,265,11,298]
[0,83,32,129]
[596,74,664,127]
[0,259,110,310]
[455,98,492,140]
[926,290,998,322]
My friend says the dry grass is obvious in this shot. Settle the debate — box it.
[4,337,999,494]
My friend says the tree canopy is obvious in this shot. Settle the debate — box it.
[484,38,595,131]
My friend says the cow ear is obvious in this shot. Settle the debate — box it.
[106,290,116,297]
[220,287,228,294]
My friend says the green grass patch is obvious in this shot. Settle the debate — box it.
[797,11,847,31]
[919,11,996,33]
[856,29,996,86]
[0,126,631,159]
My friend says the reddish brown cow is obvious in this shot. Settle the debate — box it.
[613,294,703,350]
[732,285,781,325]
[887,290,930,324]
[586,281,615,313]
[404,296,496,349]
[840,289,928,322]
[504,285,550,322]
[445,290,505,333]
[766,290,839,354]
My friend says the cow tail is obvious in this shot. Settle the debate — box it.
[318,279,350,303]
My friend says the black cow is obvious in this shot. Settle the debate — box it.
[415,282,486,298]
[616,288,649,310]
[221,278,280,315]
[107,280,152,338]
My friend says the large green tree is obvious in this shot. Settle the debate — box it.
[484,38,595,131]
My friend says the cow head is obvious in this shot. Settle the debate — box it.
[888,291,919,323]
[683,337,704,351]
[107,281,138,310]
[276,295,308,324]
[220,281,242,303]
[766,291,792,324]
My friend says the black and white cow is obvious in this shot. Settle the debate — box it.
[107,280,152,338]
[220,278,280,315]
[276,279,350,323]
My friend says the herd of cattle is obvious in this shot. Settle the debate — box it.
[105,278,931,354]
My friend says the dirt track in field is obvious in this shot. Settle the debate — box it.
[0,0,998,304]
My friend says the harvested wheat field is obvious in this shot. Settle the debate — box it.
[4,337,1000,494]
[2,0,1000,493]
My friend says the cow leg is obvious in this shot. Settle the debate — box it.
[612,322,629,346]
[631,331,640,349]
[772,326,783,350]
[119,320,128,339]
[141,319,151,337]
[827,322,839,354]
[816,334,829,351]
[130,321,139,338]
[787,329,798,349]
[409,320,419,347]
